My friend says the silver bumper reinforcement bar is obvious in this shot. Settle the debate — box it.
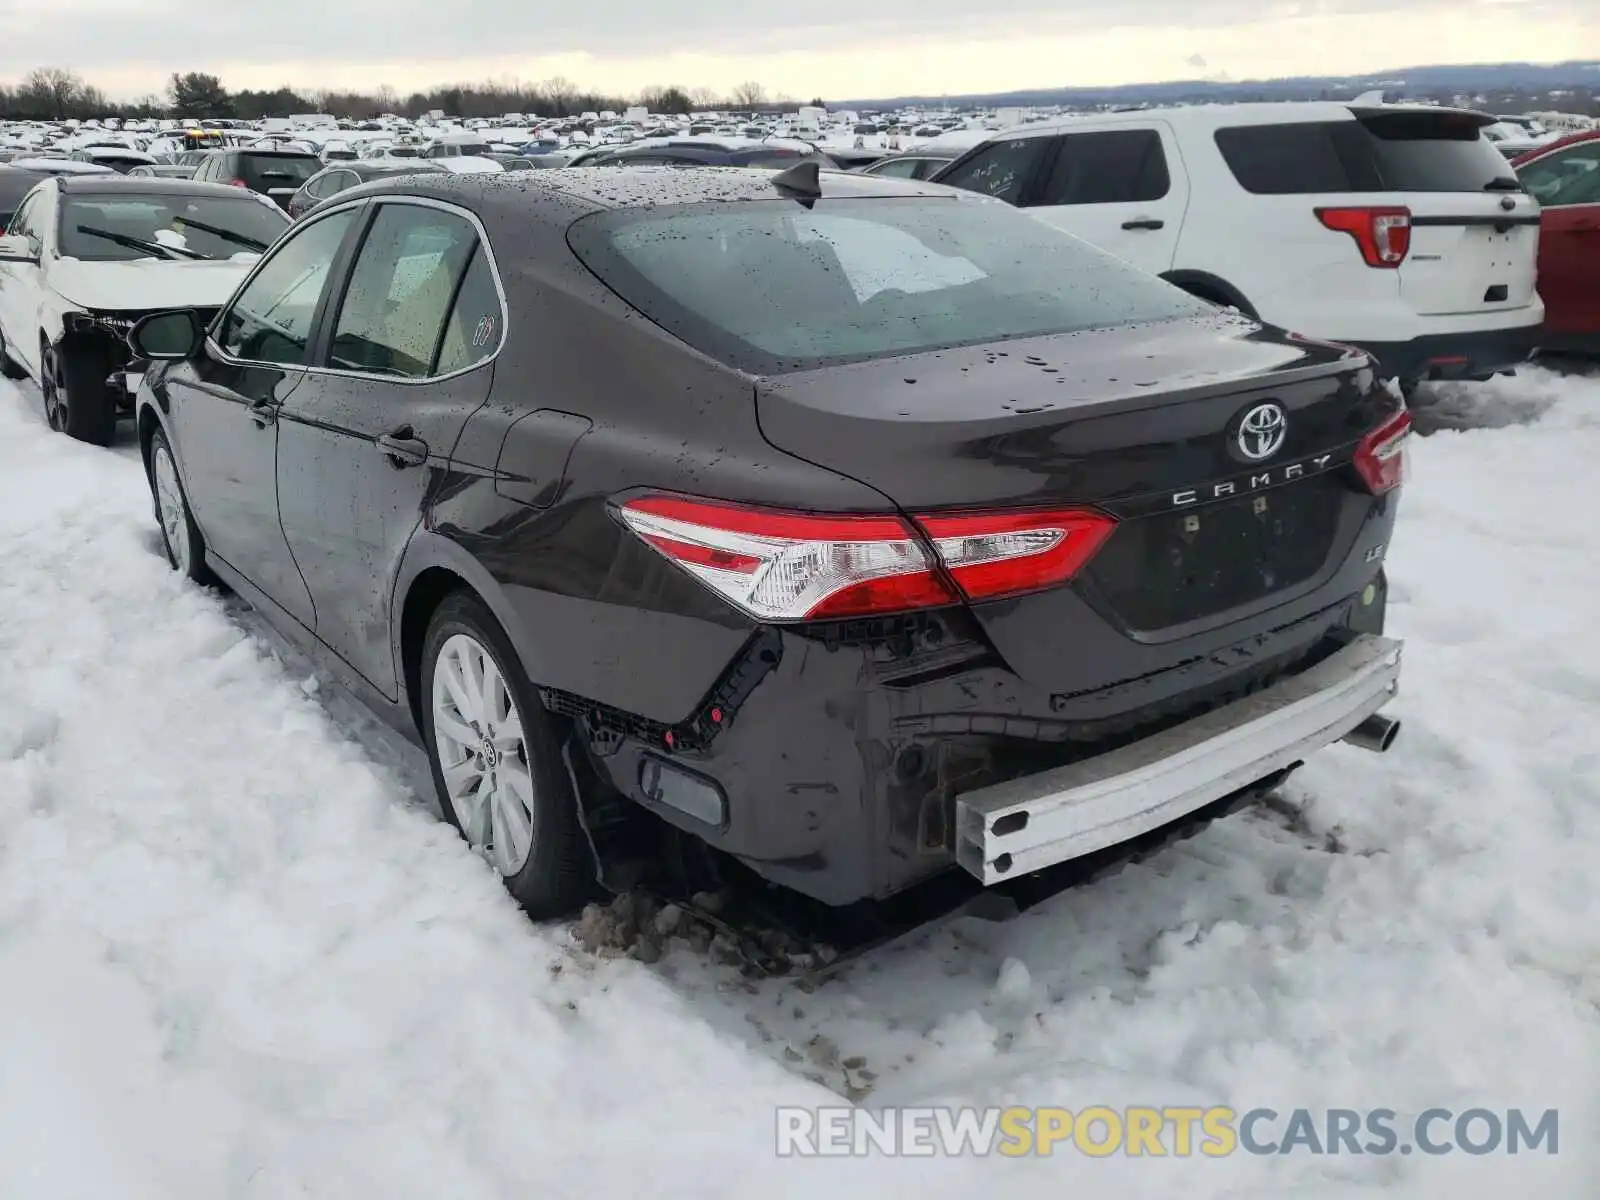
[954,634,1403,885]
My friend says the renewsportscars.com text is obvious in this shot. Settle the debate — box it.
[775,1106,1559,1158]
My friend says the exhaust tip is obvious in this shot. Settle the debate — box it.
[1344,713,1401,754]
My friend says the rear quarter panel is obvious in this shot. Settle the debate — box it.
[417,205,895,724]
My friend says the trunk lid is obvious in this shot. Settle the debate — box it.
[756,316,1396,679]
[1349,106,1542,316]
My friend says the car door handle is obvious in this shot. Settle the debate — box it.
[376,427,428,467]
[248,401,277,427]
[1121,218,1165,231]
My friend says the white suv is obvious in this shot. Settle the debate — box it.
[932,101,1544,388]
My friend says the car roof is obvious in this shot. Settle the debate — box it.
[996,100,1495,141]
[233,147,322,158]
[344,164,957,215]
[337,160,449,177]
[55,174,272,200]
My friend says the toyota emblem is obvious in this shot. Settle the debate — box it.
[1235,402,1288,461]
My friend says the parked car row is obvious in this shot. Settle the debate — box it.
[7,157,1410,920]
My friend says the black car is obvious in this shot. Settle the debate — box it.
[192,148,322,210]
[288,159,450,219]
[128,167,1407,919]
[582,139,834,169]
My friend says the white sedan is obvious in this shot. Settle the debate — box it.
[0,175,289,443]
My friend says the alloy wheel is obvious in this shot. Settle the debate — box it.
[431,632,537,876]
[40,347,68,433]
[152,444,192,573]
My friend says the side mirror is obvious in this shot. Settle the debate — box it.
[128,309,204,361]
[0,234,39,265]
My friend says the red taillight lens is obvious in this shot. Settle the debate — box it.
[913,509,1116,604]
[228,178,249,188]
[1353,410,1412,494]
[616,495,1116,621]
[1315,206,1412,268]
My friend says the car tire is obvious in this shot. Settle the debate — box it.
[41,340,117,446]
[421,591,590,918]
[147,427,214,585]
[0,328,26,381]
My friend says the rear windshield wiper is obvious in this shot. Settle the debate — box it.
[1483,178,1524,191]
[75,225,207,261]
[169,216,269,252]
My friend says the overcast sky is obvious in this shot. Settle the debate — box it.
[1,0,1596,101]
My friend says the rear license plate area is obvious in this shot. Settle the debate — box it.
[1086,477,1345,630]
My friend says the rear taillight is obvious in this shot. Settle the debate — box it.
[1353,410,1412,494]
[228,178,249,188]
[1315,206,1412,268]
[616,495,1116,621]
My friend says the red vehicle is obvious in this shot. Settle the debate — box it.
[1514,130,1600,354]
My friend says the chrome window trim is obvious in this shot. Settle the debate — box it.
[205,193,508,388]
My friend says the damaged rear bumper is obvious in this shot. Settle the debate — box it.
[954,634,1403,884]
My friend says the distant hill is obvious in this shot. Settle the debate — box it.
[833,60,1600,111]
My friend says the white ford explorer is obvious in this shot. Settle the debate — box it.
[0,175,290,443]
[932,100,1544,391]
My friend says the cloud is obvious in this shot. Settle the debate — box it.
[0,0,1594,98]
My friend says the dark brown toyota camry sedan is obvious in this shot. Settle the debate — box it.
[129,166,1408,918]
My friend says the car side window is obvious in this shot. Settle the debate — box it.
[1518,144,1600,207]
[217,209,356,364]
[1033,130,1171,207]
[865,157,921,178]
[433,245,503,375]
[326,203,478,378]
[935,137,1051,204]
[7,195,39,243]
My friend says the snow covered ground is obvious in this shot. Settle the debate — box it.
[1,367,1597,1197]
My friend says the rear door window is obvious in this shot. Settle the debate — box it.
[934,137,1052,204]
[1034,129,1170,206]
[327,203,478,377]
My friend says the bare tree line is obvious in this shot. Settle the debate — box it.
[0,67,809,122]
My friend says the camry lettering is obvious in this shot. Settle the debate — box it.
[1172,454,1335,507]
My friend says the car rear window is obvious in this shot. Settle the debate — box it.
[567,195,1212,373]
[240,153,320,189]
[1215,111,1518,195]
[1356,109,1520,192]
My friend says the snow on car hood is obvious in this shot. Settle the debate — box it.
[49,254,260,313]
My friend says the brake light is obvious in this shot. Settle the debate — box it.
[228,178,249,188]
[1353,410,1412,494]
[1315,206,1412,268]
[616,495,1116,621]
